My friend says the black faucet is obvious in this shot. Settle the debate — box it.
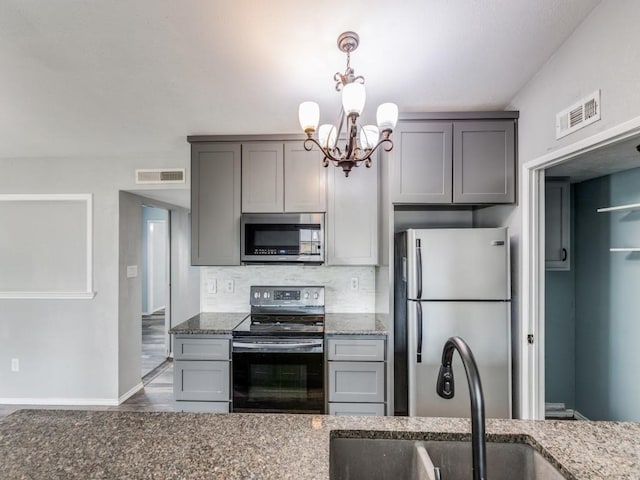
[436,336,487,480]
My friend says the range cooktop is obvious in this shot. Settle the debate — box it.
[233,286,325,337]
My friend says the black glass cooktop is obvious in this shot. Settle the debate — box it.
[233,314,324,337]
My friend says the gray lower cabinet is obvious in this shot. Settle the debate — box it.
[390,117,516,205]
[190,142,241,265]
[327,157,378,265]
[173,335,231,413]
[327,336,386,415]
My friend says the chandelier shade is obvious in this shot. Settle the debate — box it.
[299,31,398,177]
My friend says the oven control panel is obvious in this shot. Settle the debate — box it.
[250,286,324,308]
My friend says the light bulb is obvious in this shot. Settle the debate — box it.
[376,103,398,131]
[299,102,319,133]
[341,83,366,116]
[318,124,337,149]
[360,125,379,150]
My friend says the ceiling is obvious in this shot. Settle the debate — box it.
[547,135,640,183]
[0,0,602,162]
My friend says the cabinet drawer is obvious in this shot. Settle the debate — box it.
[327,338,385,362]
[328,402,385,416]
[174,337,230,360]
[328,362,385,403]
[174,401,230,413]
[174,360,230,401]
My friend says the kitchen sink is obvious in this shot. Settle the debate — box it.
[330,437,568,480]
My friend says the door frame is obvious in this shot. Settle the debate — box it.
[520,115,640,420]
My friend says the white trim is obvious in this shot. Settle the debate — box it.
[521,114,640,420]
[0,397,119,406]
[0,193,94,299]
[118,382,144,404]
[0,291,96,300]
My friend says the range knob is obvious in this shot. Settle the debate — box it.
[313,292,319,299]
[253,291,260,299]
[263,292,269,299]
[304,292,310,299]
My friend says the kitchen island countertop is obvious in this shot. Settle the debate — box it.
[1,409,639,479]
[169,312,249,334]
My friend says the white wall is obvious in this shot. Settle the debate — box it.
[201,266,375,313]
[0,153,189,404]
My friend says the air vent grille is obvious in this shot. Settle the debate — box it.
[556,90,601,139]
[135,169,186,184]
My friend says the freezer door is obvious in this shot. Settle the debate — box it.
[407,301,511,418]
[407,228,510,300]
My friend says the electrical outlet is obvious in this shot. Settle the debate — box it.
[225,279,234,293]
[206,279,217,294]
[350,277,359,291]
[11,358,19,372]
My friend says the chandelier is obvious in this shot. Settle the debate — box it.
[298,31,398,177]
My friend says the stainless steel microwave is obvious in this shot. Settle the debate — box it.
[240,213,325,264]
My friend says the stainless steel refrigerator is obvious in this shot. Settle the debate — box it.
[394,228,511,418]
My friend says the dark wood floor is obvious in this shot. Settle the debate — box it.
[142,310,167,377]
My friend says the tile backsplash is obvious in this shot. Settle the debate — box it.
[201,265,375,313]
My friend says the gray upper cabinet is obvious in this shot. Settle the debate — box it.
[545,177,571,270]
[241,141,326,213]
[191,142,241,266]
[327,159,378,265]
[242,142,284,213]
[284,142,326,212]
[391,121,453,204]
[390,116,517,205]
[453,120,515,204]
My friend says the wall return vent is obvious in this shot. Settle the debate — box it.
[555,90,601,140]
[135,168,186,184]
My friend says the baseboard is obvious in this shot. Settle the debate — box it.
[118,382,144,404]
[0,397,119,406]
[572,409,589,421]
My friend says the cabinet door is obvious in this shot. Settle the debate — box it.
[328,362,385,403]
[545,178,570,270]
[327,158,378,265]
[173,360,230,401]
[283,142,327,212]
[242,142,284,212]
[453,120,515,203]
[390,121,453,204]
[191,143,241,265]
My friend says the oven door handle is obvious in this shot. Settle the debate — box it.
[233,340,324,350]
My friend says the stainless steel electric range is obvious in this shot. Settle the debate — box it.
[232,286,325,414]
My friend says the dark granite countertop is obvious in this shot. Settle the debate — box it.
[169,312,249,334]
[325,313,388,335]
[1,410,638,479]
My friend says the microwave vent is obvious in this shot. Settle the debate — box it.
[135,168,186,184]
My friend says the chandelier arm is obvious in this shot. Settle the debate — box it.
[303,137,346,165]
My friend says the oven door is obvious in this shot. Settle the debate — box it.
[232,337,324,414]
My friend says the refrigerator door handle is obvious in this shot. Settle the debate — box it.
[416,301,423,363]
[416,238,423,299]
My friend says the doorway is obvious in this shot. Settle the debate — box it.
[142,205,170,378]
[521,117,640,420]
